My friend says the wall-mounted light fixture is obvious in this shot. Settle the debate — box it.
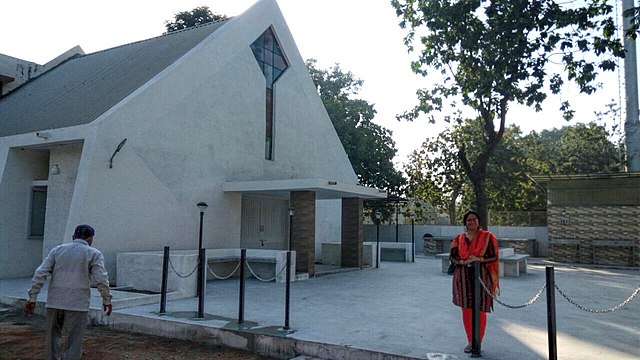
[36,132,51,139]
[50,164,60,175]
[109,138,127,168]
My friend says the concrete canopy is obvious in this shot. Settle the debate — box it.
[223,179,387,200]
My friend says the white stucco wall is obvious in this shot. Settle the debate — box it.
[42,143,83,257]
[51,0,357,282]
[0,0,363,282]
[0,148,49,278]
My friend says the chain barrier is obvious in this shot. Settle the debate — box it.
[479,278,546,309]
[206,260,242,280]
[168,257,199,278]
[554,284,640,313]
[245,261,288,282]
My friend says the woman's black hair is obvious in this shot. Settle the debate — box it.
[463,210,482,229]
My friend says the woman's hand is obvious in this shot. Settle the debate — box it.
[464,256,481,265]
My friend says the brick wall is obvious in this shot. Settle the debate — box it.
[341,198,363,268]
[548,206,640,266]
[291,191,316,276]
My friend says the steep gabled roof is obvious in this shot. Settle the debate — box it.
[0,19,230,137]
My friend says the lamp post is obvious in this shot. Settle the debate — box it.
[410,213,417,262]
[374,210,382,268]
[288,207,295,251]
[196,202,208,303]
[197,202,208,250]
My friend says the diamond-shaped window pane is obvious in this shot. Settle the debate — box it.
[251,27,288,85]
[273,55,287,71]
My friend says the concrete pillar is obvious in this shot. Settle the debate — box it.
[623,0,640,171]
[341,198,363,268]
[290,191,315,276]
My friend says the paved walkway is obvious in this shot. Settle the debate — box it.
[1,257,638,359]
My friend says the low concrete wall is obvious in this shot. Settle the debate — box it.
[117,249,297,297]
[322,242,376,267]
[364,225,549,257]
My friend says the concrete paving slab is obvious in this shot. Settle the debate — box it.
[1,256,638,360]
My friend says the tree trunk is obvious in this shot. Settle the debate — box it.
[472,178,489,229]
[448,183,462,225]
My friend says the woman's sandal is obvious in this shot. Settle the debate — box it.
[464,345,472,353]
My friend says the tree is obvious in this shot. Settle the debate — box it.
[405,120,546,224]
[165,6,227,33]
[306,59,405,194]
[405,121,623,224]
[523,123,624,174]
[391,0,625,228]
[404,127,465,223]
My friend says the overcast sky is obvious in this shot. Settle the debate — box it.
[0,0,628,166]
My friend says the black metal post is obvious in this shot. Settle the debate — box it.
[288,212,293,251]
[284,250,292,330]
[546,266,558,360]
[411,219,415,262]
[238,249,246,324]
[197,248,206,318]
[395,203,399,242]
[198,210,204,250]
[159,246,169,314]
[471,261,482,357]
[197,210,204,296]
[375,223,380,268]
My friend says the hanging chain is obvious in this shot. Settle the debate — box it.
[554,284,640,313]
[245,261,288,282]
[206,261,242,280]
[168,257,199,278]
[479,278,546,309]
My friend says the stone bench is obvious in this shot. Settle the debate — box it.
[378,242,413,262]
[321,242,375,267]
[550,238,583,263]
[436,248,529,277]
[500,254,530,277]
[591,240,637,266]
[117,248,296,298]
[498,238,536,256]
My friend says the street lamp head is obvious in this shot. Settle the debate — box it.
[197,202,208,212]
[288,207,295,216]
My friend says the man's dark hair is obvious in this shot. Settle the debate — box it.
[73,225,95,240]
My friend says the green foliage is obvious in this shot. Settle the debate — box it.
[404,127,466,222]
[391,0,625,227]
[523,123,624,174]
[405,121,623,221]
[165,6,227,33]
[306,60,406,194]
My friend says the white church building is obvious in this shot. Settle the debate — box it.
[0,0,385,284]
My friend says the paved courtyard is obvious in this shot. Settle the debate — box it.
[1,256,638,359]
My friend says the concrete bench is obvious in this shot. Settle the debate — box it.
[550,238,582,263]
[379,242,413,262]
[500,254,530,277]
[436,248,527,277]
[321,242,375,267]
[591,240,637,265]
[498,238,536,256]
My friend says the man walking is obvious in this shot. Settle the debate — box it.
[23,224,112,360]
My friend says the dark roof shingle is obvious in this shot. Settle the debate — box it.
[0,20,229,137]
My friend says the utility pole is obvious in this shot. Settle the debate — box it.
[623,0,640,171]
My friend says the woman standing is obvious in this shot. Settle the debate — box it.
[449,210,499,353]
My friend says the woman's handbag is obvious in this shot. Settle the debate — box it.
[447,261,455,275]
